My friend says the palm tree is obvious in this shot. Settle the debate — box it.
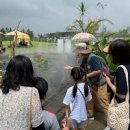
[66,2,113,34]
[66,2,87,32]
[78,2,87,31]
[78,2,87,18]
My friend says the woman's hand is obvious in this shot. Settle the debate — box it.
[64,66,73,70]
[62,127,69,130]
[103,72,111,82]
[103,72,116,91]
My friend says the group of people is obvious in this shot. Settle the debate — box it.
[0,39,129,130]
[63,39,130,130]
[0,55,68,130]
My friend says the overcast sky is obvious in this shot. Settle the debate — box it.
[0,0,130,35]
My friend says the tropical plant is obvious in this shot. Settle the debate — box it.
[66,19,84,32]
[66,2,113,35]
[66,2,87,32]
[85,19,113,35]
[89,33,117,75]
[78,2,87,18]
[89,33,114,56]
[77,2,87,31]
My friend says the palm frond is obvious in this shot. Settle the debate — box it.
[77,2,87,17]
[85,18,113,34]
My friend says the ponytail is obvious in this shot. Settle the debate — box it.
[71,67,88,97]
[73,83,77,98]
[84,71,88,97]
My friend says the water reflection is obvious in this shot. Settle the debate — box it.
[0,52,76,98]
[32,53,76,97]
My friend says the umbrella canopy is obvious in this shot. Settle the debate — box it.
[5,30,27,36]
[5,30,30,43]
[72,32,96,42]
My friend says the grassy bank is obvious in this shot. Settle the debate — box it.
[2,41,57,55]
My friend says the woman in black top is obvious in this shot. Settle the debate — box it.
[103,39,130,130]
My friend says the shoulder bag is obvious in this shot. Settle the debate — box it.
[30,88,32,130]
[107,65,129,130]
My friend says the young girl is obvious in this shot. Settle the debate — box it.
[63,67,92,130]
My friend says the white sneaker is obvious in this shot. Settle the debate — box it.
[104,126,110,130]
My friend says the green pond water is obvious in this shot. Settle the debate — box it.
[0,44,76,98]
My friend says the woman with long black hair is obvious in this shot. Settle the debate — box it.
[0,55,45,130]
[103,39,130,130]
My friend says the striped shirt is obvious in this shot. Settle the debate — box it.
[63,83,92,123]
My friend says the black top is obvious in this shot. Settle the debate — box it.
[115,64,130,103]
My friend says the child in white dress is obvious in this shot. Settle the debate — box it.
[63,67,92,130]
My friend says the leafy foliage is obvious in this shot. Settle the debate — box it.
[89,33,117,75]
[66,2,113,35]
[85,19,113,35]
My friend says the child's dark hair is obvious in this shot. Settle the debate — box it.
[34,77,48,99]
[71,67,88,98]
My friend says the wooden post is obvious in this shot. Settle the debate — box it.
[11,21,21,57]
[11,31,17,57]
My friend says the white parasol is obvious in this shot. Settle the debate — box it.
[72,32,96,42]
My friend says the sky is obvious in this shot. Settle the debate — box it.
[0,0,130,35]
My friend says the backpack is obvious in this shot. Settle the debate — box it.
[87,53,108,86]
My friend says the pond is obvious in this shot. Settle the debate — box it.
[0,43,76,98]
[0,42,81,121]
